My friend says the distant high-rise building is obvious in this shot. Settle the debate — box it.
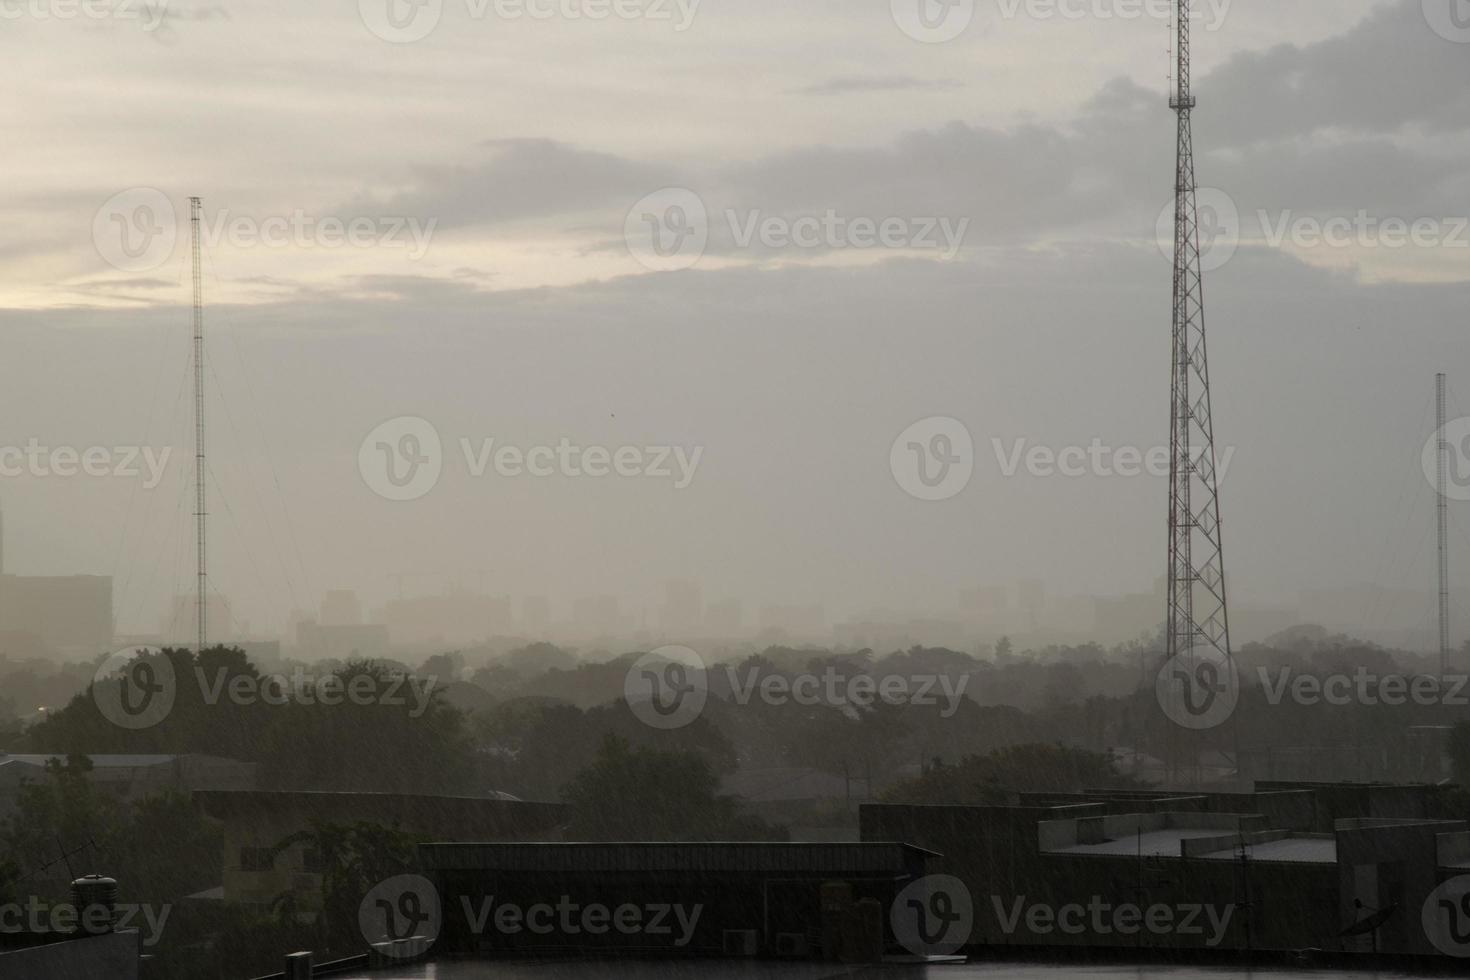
[0,503,113,657]
[320,590,362,627]
[0,573,112,657]
[704,598,742,635]
[521,595,551,635]
[380,591,513,646]
[959,587,1009,615]
[295,619,391,660]
[571,595,620,635]
[662,579,703,635]
[759,603,825,637]
[1016,580,1046,612]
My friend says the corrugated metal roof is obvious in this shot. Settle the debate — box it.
[420,842,935,874]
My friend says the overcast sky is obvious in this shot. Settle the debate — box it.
[1,0,1468,643]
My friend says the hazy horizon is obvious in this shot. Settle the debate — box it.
[2,0,1467,651]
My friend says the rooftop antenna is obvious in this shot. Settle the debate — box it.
[1437,373,1450,681]
[191,197,208,654]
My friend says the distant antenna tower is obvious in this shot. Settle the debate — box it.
[191,197,208,654]
[1165,3,1232,673]
[1437,373,1450,680]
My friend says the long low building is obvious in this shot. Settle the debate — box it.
[419,842,936,959]
[195,790,570,913]
[861,783,1470,958]
[0,753,257,820]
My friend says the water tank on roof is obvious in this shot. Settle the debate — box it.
[71,874,118,935]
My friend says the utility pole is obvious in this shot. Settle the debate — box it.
[1438,373,1450,680]
[1164,0,1233,771]
[191,197,208,654]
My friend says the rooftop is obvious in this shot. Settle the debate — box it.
[419,841,936,875]
[1194,836,1338,864]
[0,754,180,768]
[324,959,1445,980]
[1044,828,1233,859]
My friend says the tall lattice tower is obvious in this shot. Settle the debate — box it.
[1165,2,1232,679]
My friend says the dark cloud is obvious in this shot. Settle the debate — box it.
[346,138,673,232]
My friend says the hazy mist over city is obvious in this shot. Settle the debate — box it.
[2,0,1467,655]
[8,2,1470,977]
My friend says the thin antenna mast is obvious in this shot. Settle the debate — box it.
[1438,373,1450,680]
[191,197,207,654]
